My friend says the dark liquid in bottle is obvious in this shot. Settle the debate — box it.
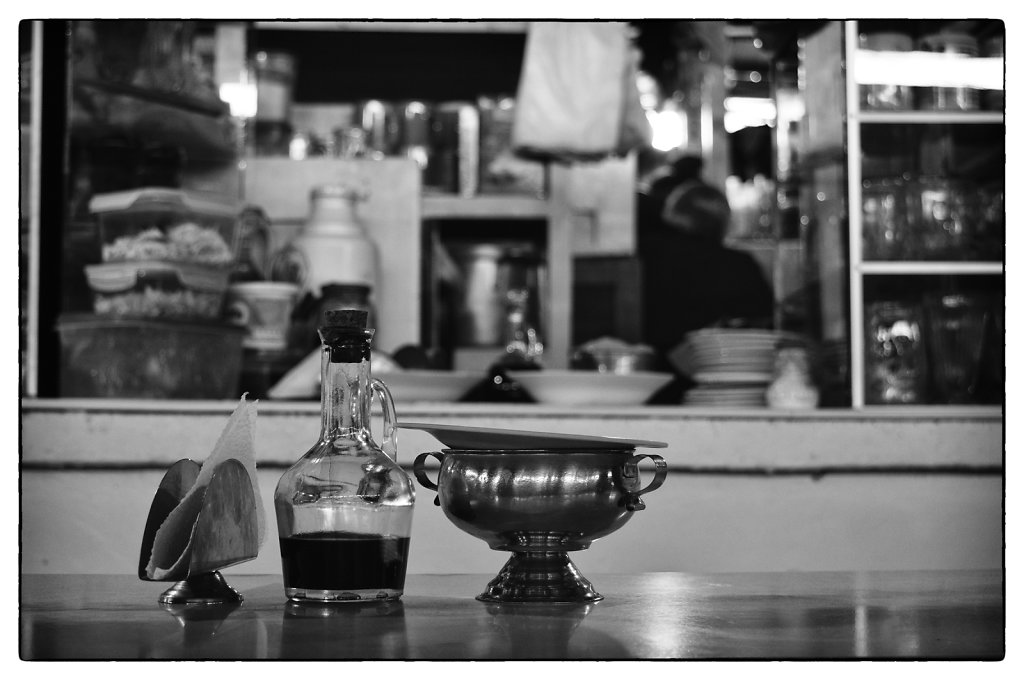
[280,531,411,592]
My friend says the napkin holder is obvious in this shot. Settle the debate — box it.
[139,457,260,604]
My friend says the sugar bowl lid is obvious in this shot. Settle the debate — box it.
[397,422,667,451]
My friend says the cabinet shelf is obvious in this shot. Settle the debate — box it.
[857,111,1003,125]
[75,78,229,117]
[71,81,236,162]
[422,194,549,220]
[857,261,1003,276]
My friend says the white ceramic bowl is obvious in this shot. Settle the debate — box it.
[506,370,675,406]
[378,370,482,403]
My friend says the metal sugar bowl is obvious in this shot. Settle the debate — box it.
[403,423,667,603]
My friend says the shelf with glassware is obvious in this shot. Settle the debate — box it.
[843,20,1004,409]
[858,273,1002,408]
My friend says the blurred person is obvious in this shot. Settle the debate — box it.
[637,155,774,402]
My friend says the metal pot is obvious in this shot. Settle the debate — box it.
[413,448,666,602]
[571,343,656,374]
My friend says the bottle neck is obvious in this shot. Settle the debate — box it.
[308,195,361,235]
[318,334,372,444]
[502,289,543,362]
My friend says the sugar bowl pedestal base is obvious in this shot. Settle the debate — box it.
[478,551,603,603]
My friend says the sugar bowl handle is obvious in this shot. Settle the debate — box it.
[622,453,667,511]
[413,451,445,506]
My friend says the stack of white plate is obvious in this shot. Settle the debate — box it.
[669,329,793,408]
[683,384,769,408]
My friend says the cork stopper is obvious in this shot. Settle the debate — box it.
[321,308,368,330]
[319,309,372,363]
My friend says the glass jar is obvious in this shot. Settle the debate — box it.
[359,100,401,159]
[862,176,912,260]
[274,309,415,602]
[915,32,980,111]
[426,101,479,195]
[400,101,431,170]
[864,301,928,405]
[232,206,271,283]
[498,244,545,354]
[973,183,1004,260]
[453,243,505,347]
[254,51,295,122]
[912,176,969,259]
[982,35,1004,111]
[924,293,989,404]
[858,31,914,110]
[335,127,368,159]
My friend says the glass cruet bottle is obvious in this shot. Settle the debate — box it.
[274,308,415,602]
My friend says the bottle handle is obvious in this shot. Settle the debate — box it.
[370,378,398,462]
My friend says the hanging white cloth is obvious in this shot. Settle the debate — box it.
[512,21,650,162]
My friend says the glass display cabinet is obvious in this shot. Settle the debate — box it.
[797,20,1003,408]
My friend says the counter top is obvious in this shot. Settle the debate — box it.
[20,571,1003,660]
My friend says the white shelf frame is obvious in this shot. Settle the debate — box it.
[845,21,866,408]
[856,111,1004,125]
[25,21,44,398]
[421,194,549,220]
[858,261,1004,276]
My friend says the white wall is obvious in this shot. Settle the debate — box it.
[20,402,1003,578]
[20,468,1002,576]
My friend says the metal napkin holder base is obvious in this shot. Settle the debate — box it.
[138,458,259,605]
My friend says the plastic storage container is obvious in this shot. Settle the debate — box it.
[56,314,245,399]
[89,187,241,266]
[84,260,231,320]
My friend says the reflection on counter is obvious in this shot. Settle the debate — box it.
[481,602,629,659]
[280,600,409,659]
[21,598,270,660]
